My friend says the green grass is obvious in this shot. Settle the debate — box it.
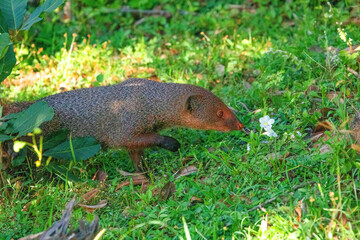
[1,0,360,239]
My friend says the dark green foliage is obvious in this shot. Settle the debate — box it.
[44,137,101,161]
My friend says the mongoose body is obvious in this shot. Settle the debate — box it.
[3,78,243,171]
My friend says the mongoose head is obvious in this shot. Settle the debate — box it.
[182,93,244,132]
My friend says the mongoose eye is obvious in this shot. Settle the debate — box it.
[217,110,224,118]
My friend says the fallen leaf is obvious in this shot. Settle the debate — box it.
[310,131,325,143]
[190,196,204,206]
[314,121,334,133]
[92,170,108,182]
[336,212,348,228]
[295,206,302,221]
[160,181,176,200]
[21,202,32,212]
[351,144,360,153]
[81,189,99,202]
[317,143,332,154]
[115,175,149,192]
[174,165,198,179]
[79,200,107,213]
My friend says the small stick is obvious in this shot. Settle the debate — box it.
[347,66,360,78]
[237,101,251,113]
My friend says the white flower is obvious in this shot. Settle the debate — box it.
[264,129,278,138]
[259,115,275,130]
[247,144,250,152]
[296,131,302,137]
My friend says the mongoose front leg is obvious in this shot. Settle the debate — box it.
[127,134,181,152]
[126,134,180,172]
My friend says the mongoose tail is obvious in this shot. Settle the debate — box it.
[2,101,35,116]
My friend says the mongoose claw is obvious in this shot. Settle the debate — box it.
[161,136,181,152]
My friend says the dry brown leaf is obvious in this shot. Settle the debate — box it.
[326,92,339,100]
[336,213,348,228]
[314,121,334,133]
[190,196,204,206]
[351,144,360,153]
[174,165,198,179]
[318,144,332,154]
[92,170,108,182]
[81,189,99,202]
[310,131,325,143]
[115,175,149,192]
[160,181,176,200]
[170,48,178,55]
[295,206,302,222]
[78,200,107,213]
[21,202,32,212]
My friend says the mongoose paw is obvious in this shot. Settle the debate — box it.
[161,137,181,152]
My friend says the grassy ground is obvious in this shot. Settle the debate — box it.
[1,1,360,239]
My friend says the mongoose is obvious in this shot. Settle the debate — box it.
[3,78,244,171]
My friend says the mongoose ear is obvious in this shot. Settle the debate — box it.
[185,95,204,113]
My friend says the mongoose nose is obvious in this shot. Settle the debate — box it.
[237,121,244,130]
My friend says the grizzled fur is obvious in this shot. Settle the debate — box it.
[3,78,243,171]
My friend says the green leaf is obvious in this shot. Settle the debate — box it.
[0,33,10,59]
[0,121,7,130]
[0,12,8,33]
[0,44,16,82]
[96,73,104,82]
[21,0,63,30]
[354,161,360,171]
[43,128,69,150]
[11,101,54,137]
[0,134,13,141]
[0,0,27,30]
[44,137,101,161]
[11,148,27,166]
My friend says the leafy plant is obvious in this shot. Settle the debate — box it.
[0,101,101,167]
[0,0,64,82]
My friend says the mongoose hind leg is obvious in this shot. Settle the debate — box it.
[128,149,145,172]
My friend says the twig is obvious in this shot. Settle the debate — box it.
[347,66,360,78]
[248,180,317,212]
[237,101,251,113]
